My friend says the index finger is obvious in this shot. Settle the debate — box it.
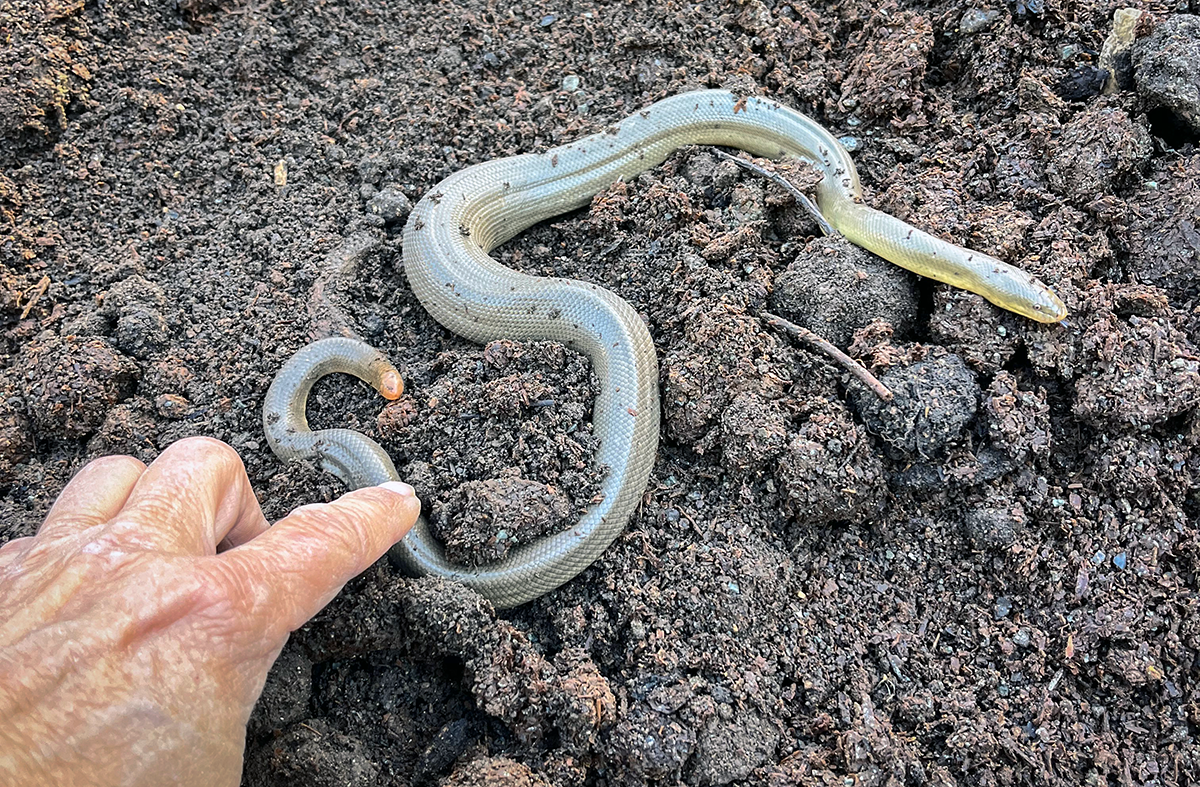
[214,482,419,633]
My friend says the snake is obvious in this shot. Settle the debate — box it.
[263,89,1067,608]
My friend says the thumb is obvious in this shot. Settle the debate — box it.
[217,481,420,632]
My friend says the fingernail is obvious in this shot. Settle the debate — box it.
[378,481,416,497]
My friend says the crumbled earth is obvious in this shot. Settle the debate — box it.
[1134,14,1200,135]
[2,0,1199,785]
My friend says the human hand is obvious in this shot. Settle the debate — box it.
[0,436,419,787]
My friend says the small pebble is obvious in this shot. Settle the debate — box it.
[155,393,191,419]
[959,8,1000,34]
[1113,552,1127,569]
[561,74,581,92]
[361,313,386,337]
[366,185,412,224]
[994,597,1012,619]
[838,135,860,151]
[539,14,556,26]
[1099,8,1144,94]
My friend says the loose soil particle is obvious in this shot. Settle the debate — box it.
[2,0,1199,785]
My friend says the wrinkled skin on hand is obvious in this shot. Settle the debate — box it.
[0,437,420,786]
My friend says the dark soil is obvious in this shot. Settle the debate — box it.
[2,0,1199,784]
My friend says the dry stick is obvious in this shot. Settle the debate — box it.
[19,275,50,319]
[763,311,894,402]
[708,149,892,401]
[710,148,836,236]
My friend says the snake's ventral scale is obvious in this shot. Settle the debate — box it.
[264,90,1067,608]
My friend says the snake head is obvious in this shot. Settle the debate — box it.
[1024,287,1069,324]
[366,357,405,399]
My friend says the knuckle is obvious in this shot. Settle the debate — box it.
[0,536,34,571]
[284,503,376,559]
[293,502,370,542]
[196,556,264,617]
[199,555,307,639]
[42,536,143,585]
[344,487,404,518]
[105,514,186,552]
[287,501,344,527]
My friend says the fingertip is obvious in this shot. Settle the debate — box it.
[333,483,421,544]
[378,480,416,497]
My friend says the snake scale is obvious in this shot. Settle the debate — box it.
[264,90,1066,608]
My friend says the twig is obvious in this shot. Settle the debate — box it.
[711,148,836,236]
[20,275,51,319]
[762,311,893,401]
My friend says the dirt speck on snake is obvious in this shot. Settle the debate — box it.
[2,0,1198,784]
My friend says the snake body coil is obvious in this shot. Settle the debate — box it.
[265,90,1066,608]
